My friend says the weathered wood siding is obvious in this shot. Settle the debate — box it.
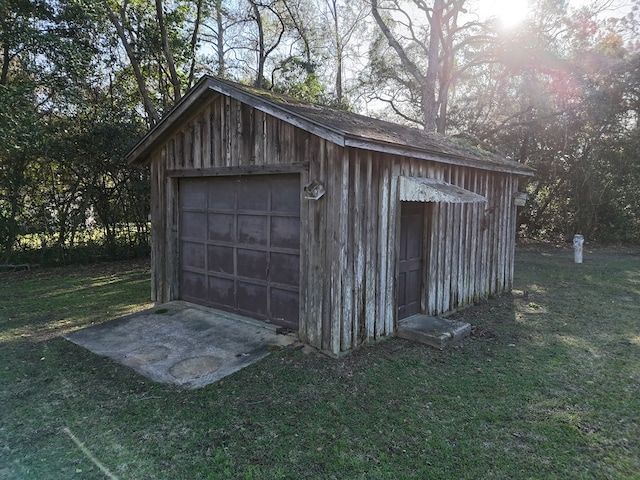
[324,152,519,355]
[148,93,521,356]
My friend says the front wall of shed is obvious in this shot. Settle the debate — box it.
[147,93,520,356]
[148,94,313,309]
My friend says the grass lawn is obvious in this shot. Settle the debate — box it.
[1,246,639,479]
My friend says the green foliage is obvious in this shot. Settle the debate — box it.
[0,0,151,263]
[3,0,640,257]
[450,4,640,243]
[271,56,326,103]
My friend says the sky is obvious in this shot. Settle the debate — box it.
[482,0,634,27]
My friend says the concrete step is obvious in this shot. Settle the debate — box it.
[397,315,471,350]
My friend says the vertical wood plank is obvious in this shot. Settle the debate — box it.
[508,175,518,291]
[175,132,184,170]
[253,110,265,166]
[298,163,310,345]
[482,172,492,298]
[321,141,334,351]
[349,151,358,347]
[212,99,221,167]
[202,105,211,168]
[385,162,400,335]
[328,143,343,354]
[193,117,202,169]
[492,174,501,292]
[223,96,231,167]
[461,169,470,306]
[241,103,252,165]
[184,124,193,169]
[232,98,240,167]
[166,176,179,300]
[352,150,365,347]
[504,175,516,290]
[442,168,452,311]
[340,149,352,351]
[497,174,507,291]
[426,164,438,314]
[150,155,161,302]
[364,152,377,341]
[376,158,390,339]
[455,169,465,307]
[469,171,479,302]
[305,136,324,349]
[450,169,460,310]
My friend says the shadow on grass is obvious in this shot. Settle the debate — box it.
[0,260,153,343]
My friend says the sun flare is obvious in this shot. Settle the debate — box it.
[485,0,529,27]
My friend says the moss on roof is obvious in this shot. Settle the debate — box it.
[213,77,531,174]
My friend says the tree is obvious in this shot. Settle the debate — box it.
[316,0,369,106]
[449,0,640,241]
[368,0,485,132]
[0,0,95,259]
[246,0,286,87]
[99,0,204,125]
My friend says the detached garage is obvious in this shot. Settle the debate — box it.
[127,75,533,357]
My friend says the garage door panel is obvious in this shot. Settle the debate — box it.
[182,271,206,300]
[272,177,300,213]
[270,288,298,327]
[207,245,234,274]
[208,213,235,242]
[180,175,299,329]
[271,216,300,249]
[181,212,207,240]
[270,252,299,287]
[208,181,236,210]
[238,215,268,245]
[237,249,267,280]
[237,282,268,317]
[208,276,235,308]
[181,179,207,208]
[182,241,206,269]
[238,178,269,211]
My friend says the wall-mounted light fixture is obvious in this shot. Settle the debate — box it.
[304,180,325,200]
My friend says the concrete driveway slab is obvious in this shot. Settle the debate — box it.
[64,301,297,389]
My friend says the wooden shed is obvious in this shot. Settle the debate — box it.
[127,75,534,357]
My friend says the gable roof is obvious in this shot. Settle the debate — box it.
[127,75,534,176]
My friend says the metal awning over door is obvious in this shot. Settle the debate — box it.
[179,174,300,329]
[399,176,487,203]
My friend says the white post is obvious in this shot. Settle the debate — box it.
[573,234,584,264]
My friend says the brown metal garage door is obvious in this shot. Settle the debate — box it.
[179,174,300,329]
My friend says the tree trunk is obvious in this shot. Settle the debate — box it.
[1,43,9,85]
[423,0,444,132]
[251,1,266,88]
[188,0,204,87]
[102,0,160,125]
[371,0,440,131]
[155,0,181,102]
[332,0,343,103]
[216,0,225,76]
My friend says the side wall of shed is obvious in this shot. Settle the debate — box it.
[322,150,520,355]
